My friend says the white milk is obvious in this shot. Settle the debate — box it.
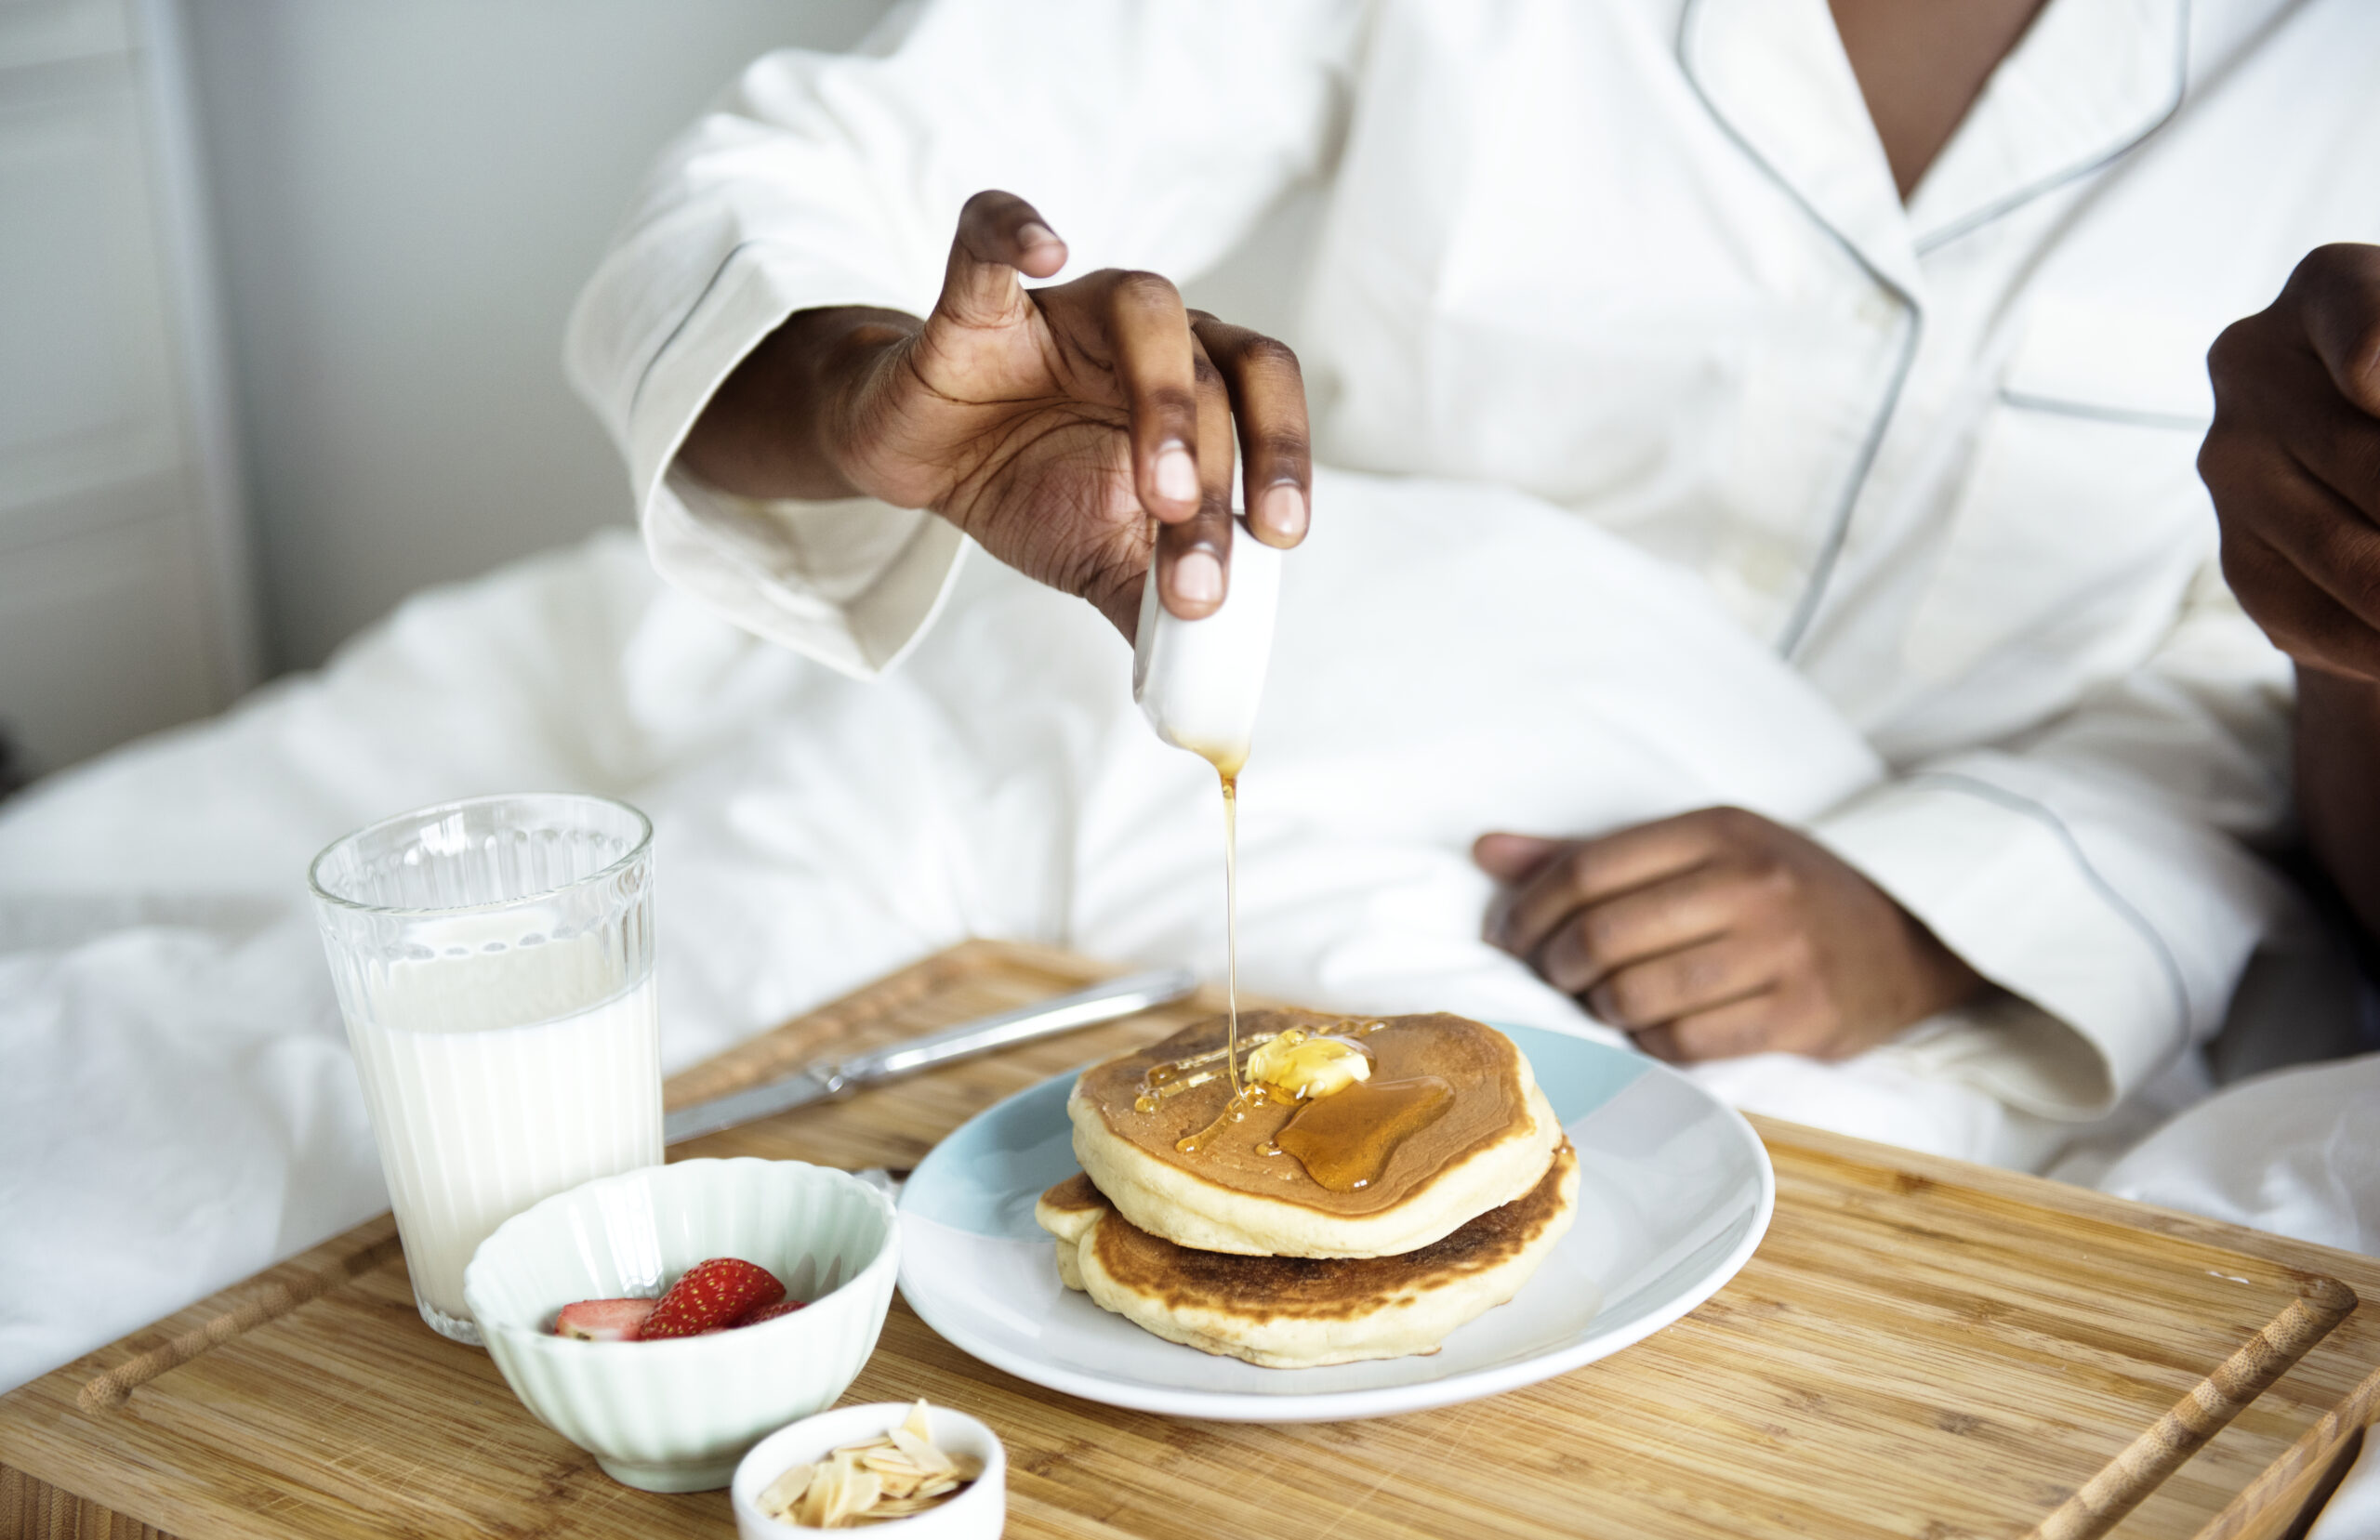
[343,936,661,1334]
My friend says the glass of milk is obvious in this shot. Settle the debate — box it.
[309,793,662,1345]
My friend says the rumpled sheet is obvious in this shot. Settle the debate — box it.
[4,469,2373,1533]
[2095,1052,2380,1256]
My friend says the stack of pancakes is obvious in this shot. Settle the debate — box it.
[1036,1008,1577,1368]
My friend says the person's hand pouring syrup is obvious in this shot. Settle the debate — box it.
[679,189,1313,639]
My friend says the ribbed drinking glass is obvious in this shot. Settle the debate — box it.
[309,793,661,1345]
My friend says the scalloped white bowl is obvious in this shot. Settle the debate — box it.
[463,1157,899,1492]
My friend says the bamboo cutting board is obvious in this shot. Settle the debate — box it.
[4,939,2377,1540]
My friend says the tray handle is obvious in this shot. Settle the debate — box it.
[78,1228,405,1413]
[2029,1276,2358,1540]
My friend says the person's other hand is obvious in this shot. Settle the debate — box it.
[689,190,1310,638]
[2201,243,2380,679]
[1473,808,1984,1061]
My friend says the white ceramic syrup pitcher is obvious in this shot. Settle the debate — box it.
[1130,515,1284,773]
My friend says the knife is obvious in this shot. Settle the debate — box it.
[662,966,1201,1144]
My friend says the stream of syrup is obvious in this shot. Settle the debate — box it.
[1221,769,1240,1095]
[1143,756,1456,1189]
[1171,762,1253,1154]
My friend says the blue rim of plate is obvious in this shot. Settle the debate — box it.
[895,1023,1774,1421]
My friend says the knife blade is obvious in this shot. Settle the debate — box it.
[661,966,1200,1145]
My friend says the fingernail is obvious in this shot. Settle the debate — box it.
[1156,445,1198,504]
[1258,483,1306,541]
[1017,220,1058,251]
[1173,549,1223,605]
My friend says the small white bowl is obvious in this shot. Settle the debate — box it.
[732,1402,1007,1540]
[463,1157,899,1493]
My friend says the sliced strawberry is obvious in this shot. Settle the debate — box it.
[554,1298,657,1341]
[637,1257,786,1339]
[734,1298,806,1328]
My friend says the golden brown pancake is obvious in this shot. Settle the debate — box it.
[1037,1142,1580,1368]
[1068,1010,1563,1257]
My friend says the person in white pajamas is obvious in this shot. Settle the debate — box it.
[566,1,2380,1160]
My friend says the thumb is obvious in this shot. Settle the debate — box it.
[1473,832,1564,882]
[938,189,1066,328]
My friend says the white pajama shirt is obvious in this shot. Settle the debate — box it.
[565,0,2380,1124]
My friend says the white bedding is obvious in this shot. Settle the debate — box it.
[3,470,2372,1435]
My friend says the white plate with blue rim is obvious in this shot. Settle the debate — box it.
[896,1024,1773,1421]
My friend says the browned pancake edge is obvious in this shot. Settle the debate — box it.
[1045,1140,1578,1323]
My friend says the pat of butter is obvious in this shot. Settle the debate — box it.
[1247,1029,1372,1100]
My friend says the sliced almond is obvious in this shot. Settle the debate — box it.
[792,1466,835,1530]
[758,1461,816,1521]
[888,1427,958,1480]
[827,1468,884,1528]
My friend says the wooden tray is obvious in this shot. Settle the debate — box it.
[5,940,2377,1540]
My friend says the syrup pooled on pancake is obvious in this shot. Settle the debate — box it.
[1177,1023,1385,1161]
[1084,1009,1536,1218]
[1273,1074,1456,1191]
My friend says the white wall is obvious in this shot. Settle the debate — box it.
[181,0,895,672]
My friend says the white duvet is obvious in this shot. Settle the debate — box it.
[5,470,2374,1435]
